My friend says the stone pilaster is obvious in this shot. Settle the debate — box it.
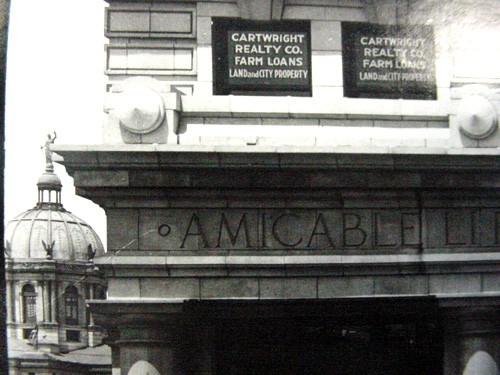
[443,305,499,375]
[35,281,43,323]
[458,307,499,375]
[89,301,186,375]
[88,284,95,326]
[6,280,13,323]
[50,281,58,323]
[42,281,50,322]
[117,315,184,375]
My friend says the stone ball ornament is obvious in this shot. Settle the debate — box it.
[114,87,165,134]
[457,95,498,139]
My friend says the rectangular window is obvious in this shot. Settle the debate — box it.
[23,328,33,339]
[66,330,80,342]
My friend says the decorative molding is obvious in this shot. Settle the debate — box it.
[105,5,196,39]
[106,45,196,76]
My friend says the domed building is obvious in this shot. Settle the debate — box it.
[4,146,111,374]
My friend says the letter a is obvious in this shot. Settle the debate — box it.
[180,213,210,248]
[307,213,334,248]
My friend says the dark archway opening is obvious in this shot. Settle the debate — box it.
[214,318,442,375]
[189,298,443,375]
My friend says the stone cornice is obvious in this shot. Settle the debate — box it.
[92,253,500,278]
[53,145,499,171]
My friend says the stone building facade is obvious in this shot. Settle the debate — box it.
[54,1,499,374]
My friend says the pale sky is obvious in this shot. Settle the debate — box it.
[5,0,108,245]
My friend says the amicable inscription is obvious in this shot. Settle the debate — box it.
[342,22,436,99]
[131,208,500,252]
[139,209,420,251]
[212,18,311,96]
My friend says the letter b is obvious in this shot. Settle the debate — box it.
[342,213,367,247]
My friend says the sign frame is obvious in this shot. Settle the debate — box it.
[342,22,437,100]
[212,17,312,96]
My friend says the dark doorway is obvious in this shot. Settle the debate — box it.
[207,299,443,375]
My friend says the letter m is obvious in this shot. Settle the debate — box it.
[216,213,252,248]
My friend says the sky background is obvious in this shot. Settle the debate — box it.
[5,0,108,245]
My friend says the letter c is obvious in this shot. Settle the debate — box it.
[272,213,303,247]
[231,33,240,42]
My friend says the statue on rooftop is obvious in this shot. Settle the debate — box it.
[42,131,57,166]
[40,132,57,168]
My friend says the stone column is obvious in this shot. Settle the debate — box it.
[50,281,58,323]
[458,307,499,375]
[88,284,95,326]
[117,314,185,375]
[104,328,121,375]
[42,281,51,322]
[6,280,13,323]
[35,281,44,323]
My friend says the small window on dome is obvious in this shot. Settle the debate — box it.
[64,285,79,325]
[22,284,37,324]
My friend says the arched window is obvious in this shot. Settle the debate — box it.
[22,284,37,324]
[97,287,107,300]
[64,286,79,325]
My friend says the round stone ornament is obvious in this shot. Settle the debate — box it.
[114,87,165,134]
[457,95,497,139]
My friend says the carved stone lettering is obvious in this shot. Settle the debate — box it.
[373,212,398,247]
[139,208,496,252]
[158,224,171,237]
[401,213,419,246]
[272,213,303,247]
[216,213,252,248]
[342,213,367,247]
[180,214,209,249]
[307,213,334,248]
[445,209,478,246]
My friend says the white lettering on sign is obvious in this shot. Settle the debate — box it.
[360,36,426,48]
[229,69,308,79]
[231,32,305,43]
[234,44,282,54]
[359,72,432,82]
[227,30,309,85]
[356,33,433,85]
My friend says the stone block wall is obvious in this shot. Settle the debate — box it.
[101,0,499,148]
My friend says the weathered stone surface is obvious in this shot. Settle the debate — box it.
[108,278,140,298]
[259,277,317,299]
[108,209,139,251]
[74,171,129,187]
[429,274,482,294]
[200,278,259,298]
[197,2,239,17]
[140,278,200,299]
[318,276,374,297]
[374,275,428,295]
[311,21,341,51]
[482,274,500,292]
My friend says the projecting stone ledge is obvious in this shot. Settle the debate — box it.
[52,144,499,170]
[180,95,451,120]
[93,253,500,279]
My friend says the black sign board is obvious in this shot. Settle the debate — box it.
[212,18,311,96]
[342,22,436,100]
